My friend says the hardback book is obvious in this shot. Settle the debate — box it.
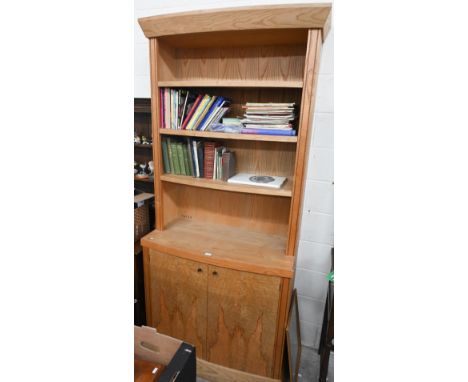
[166,137,174,173]
[186,95,211,130]
[241,128,296,136]
[182,142,192,176]
[192,140,200,178]
[227,173,287,189]
[221,151,236,181]
[197,141,204,178]
[170,140,181,175]
[204,141,221,179]
[164,88,171,129]
[187,138,195,176]
[180,94,203,130]
[161,138,171,174]
[176,143,186,175]
[193,96,218,130]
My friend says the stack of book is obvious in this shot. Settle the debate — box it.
[161,137,236,181]
[159,88,230,131]
[240,102,296,136]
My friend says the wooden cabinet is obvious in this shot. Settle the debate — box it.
[138,4,332,381]
[149,250,281,377]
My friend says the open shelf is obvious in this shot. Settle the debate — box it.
[160,173,292,197]
[159,128,297,143]
[158,80,303,88]
[141,218,294,277]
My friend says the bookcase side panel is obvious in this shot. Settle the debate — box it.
[286,29,322,257]
[150,38,164,230]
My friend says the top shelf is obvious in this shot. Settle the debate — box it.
[158,80,303,89]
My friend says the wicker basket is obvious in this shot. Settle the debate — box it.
[134,202,150,242]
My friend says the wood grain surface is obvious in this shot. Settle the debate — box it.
[141,219,293,278]
[162,183,291,237]
[139,4,332,38]
[149,250,208,358]
[206,266,281,377]
[197,358,280,382]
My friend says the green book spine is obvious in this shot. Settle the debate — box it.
[166,138,174,173]
[171,141,181,175]
[183,144,192,176]
[187,139,195,177]
[161,138,171,174]
[176,143,186,175]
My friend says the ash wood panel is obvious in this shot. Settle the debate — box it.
[161,174,292,197]
[197,359,280,382]
[149,250,208,358]
[159,128,298,143]
[138,4,332,38]
[163,183,291,236]
[206,266,281,377]
[150,38,164,230]
[158,45,306,83]
[158,80,303,88]
[286,30,322,257]
[159,29,309,49]
[141,219,294,278]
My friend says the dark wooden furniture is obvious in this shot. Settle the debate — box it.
[135,98,154,193]
[319,248,334,382]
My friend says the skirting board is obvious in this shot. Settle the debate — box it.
[197,358,280,382]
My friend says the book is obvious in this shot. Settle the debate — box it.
[164,88,170,129]
[186,95,211,130]
[166,137,174,173]
[187,138,195,177]
[192,140,200,178]
[161,138,171,174]
[203,141,220,179]
[194,96,218,130]
[159,88,164,129]
[197,96,223,131]
[222,151,236,181]
[241,128,296,136]
[179,91,190,129]
[197,141,204,177]
[170,140,181,174]
[181,94,203,130]
[176,142,186,175]
[182,142,192,176]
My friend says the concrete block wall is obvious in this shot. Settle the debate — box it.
[135,0,334,349]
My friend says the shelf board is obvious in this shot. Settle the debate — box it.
[157,80,303,88]
[160,173,292,197]
[159,129,297,143]
[141,218,294,278]
[134,143,153,148]
[134,176,154,183]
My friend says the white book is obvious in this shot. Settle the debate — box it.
[192,140,200,178]
[227,173,287,189]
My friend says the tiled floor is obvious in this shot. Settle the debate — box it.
[196,346,334,382]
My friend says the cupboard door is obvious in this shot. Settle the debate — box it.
[149,250,208,358]
[206,265,281,377]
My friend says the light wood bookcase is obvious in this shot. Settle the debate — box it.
[138,4,332,381]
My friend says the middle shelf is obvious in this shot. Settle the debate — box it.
[160,173,292,197]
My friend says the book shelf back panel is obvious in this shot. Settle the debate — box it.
[162,182,291,237]
[158,39,307,85]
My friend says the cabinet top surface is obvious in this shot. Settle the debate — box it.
[141,218,294,278]
[138,3,332,39]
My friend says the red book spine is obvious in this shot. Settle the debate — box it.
[181,94,203,130]
[203,142,221,179]
[159,88,165,128]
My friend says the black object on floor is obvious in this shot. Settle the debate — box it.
[160,342,196,382]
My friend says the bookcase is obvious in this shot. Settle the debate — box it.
[138,4,332,381]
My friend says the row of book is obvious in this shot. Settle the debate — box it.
[161,137,236,181]
[240,102,296,136]
[159,88,230,131]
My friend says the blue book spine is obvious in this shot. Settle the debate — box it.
[196,97,224,131]
[241,128,296,136]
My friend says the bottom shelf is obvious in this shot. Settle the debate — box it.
[141,218,293,278]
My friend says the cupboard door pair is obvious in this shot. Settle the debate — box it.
[149,251,281,377]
